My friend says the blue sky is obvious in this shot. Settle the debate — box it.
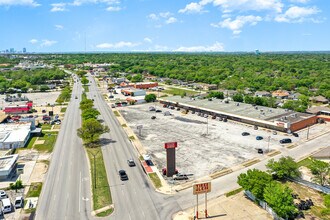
[0,0,329,52]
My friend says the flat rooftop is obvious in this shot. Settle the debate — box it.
[0,154,18,171]
[160,96,313,124]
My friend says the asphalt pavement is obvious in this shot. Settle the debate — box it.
[36,76,93,220]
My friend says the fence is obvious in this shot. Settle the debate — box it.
[244,190,284,220]
[288,177,330,194]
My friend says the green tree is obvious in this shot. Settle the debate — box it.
[80,99,94,110]
[39,85,49,92]
[244,95,254,104]
[264,182,297,219]
[82,108,100,121]
[145,94,157,102]
[81,76,89,85]
[76,70,86,78]
[207,91,224,99]
[233,93,244,102]
[237,169,272,200]
[131,74,143,82]
[308,159,330,186]
[77,118,110,147]
[266,156,301,180]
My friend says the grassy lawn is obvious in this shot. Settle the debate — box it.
[121,124,127,127]
[129,136,135,140]
[41,124,52,130]
[148,173,162,188]
[96,208,114,217]
[61,107,67,113]
[26,182,43,197]
[26,136,37,149]
[33,132,58,153]
[83,85,89,92]
[163,87,199,96]
[226,188,243,197]
[298,157,313,167]
[87,147,112,211]
[113,111,120,117]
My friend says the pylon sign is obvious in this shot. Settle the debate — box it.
[165,142,177,177]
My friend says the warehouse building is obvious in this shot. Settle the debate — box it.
[3,101,33,114]
[0,121,37,150]
[159,96,317,132]
[0,154,19,180]
[121,88,146,96]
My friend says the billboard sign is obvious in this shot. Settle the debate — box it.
[165,142,177,149]
[193,182,211,195]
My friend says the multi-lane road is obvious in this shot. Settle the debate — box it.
[36,78,93,220]
[36,71,330,220]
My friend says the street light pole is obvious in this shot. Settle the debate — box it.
[267,136,271,153]
[307,125,310,140]
[206,117,209,135]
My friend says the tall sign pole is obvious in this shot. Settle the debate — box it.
[193,182,211,219]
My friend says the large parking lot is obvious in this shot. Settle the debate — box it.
[119,102,328,179]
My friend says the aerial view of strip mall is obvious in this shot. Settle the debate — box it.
[0,0,329,219]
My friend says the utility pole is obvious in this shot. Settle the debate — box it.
[307,125,310,140]
[267,136,271,153]
[88,150,100,189]
[206,117,209,135]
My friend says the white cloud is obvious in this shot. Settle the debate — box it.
[144,38,152,43]
[55,24,64,30]
[289,0,309,3]
[154,45,169,51]
[212,0,283,13]
[29,39,38,44]
[96,41,140,49]
[159,12,171,18]
[175,42,224,52]
[179,2,203,14]
[72,0,120,6]
[106,6,121,11]
[51,3,67,12]
[212,15,262,35]
[40,40,57,47]
[0,0,40,7]
[148,13,158,20]
[275,6,320,23]
[165,17,178,24]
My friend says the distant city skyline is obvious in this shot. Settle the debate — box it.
[0,0,329,52]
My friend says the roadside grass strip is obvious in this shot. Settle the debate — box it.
[267,150,281,157]
[113,111,120,117]
[34,132,58,153]
[96,207,114,217]
[148,173,162,188]
[242,159,260,167]
[26,182,43,197]
[87,148,112,211]
[287,144,298,149]
[83,85,89,92]
[297,157,313,167]
[60,107,67,113]
[210,168,233,179]
[226,188,243,197]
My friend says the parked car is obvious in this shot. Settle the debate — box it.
[204,114,208,118]
[280,138,292,144]
[118,170,128,181]
[241,132,250,136]
[254,125,258,130]
[14,196,24,209]
[111,104,116,108]
[163,104,167,108]
[0,190,7,199]
[256,136,263,140]
[211,115,216,119]
[42,109,46,113]
[292,132,299,137]
[257,149,264,154]
[176,107,180,111]
[149,106,155,111]
[170,106,175,110]
[223,118,228,122]
[151,116,156,119]
[155,109,162,113]
[127,159,135,167]
[1,198,11,214]
[173,173,188,180]
[273,131,277,135]
[191,111,195,114]
[75,96,78,99]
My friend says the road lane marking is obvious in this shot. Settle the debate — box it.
[79,171,81,213]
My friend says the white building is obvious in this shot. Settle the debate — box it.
[0,123,31,150]
[0,154,18,179]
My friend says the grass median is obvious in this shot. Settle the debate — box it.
[87,147,112,211]
[148,173,162,188]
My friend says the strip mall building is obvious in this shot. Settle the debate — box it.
[159,96,318,132]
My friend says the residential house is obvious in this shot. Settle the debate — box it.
[288,92,301,100]
[272,90,290,99]
[309,95,329,104]
[203,84,218,91]
[255,91,271,97]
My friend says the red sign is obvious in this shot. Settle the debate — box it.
[193,182,211,195]
[164,142,177,149]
